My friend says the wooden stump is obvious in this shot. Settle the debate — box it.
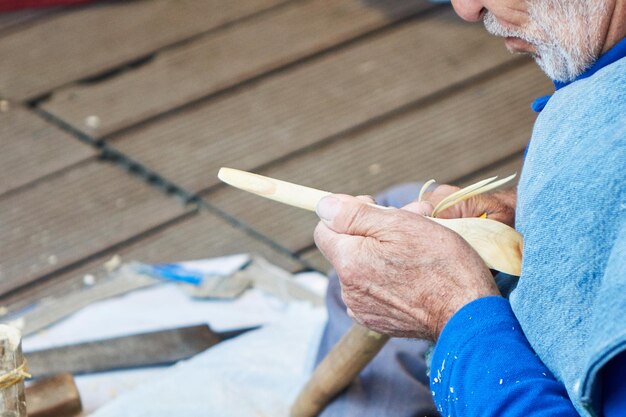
[0,325,28,417]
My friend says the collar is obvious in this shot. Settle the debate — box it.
[531,36,626,112]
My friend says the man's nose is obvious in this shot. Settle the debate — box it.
[450,0,486,22]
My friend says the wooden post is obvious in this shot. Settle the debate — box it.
[290,324,390,417]
[0,325,28,417]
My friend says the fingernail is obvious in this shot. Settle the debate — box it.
[316,196,341,221]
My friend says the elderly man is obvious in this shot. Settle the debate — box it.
[313,1,626,416]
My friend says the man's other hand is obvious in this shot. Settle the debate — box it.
[404,185,517,227]
[314,194,500,342]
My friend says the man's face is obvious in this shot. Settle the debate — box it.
[451,0,609,82]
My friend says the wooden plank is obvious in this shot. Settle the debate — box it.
[0,211,304,314]
[0,159,187,295]
[0,8,51,33]
[98,211,303,272]
[204,62,551,251]
[458,153,524,187]
[41,0,432,138]
[106,9,516,193]
[0,0,289,100]
[0,104,95,196]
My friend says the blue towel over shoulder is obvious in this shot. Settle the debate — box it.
[513,56,626,415]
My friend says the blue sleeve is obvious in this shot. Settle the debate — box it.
[430,296,578,416]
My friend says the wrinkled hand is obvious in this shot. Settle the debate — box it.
[404,185,517,227]
[314,195,500,342]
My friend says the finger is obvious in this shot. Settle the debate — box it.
[429,185,461,204]
[313,221,338,262]
[313,221,363,267]
[315,194,393,236]
[345,305,365,327]
[355,195,376,204]
[418,184,460,205]
[401,200,434,216]
[468,195,515,226]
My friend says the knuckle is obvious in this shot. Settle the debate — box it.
[335,257,358,283]
[356,195,376,204]
[437,184,461,194]
[344,205,364,233]
[340,289,356,310]
[431,184,460,202]
[338,201,372,235]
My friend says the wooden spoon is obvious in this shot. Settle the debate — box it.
[217,167,522,275]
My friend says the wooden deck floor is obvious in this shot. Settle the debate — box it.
[0,1,552,310]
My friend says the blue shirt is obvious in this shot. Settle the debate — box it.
[431,298,626,417]
[431,39,626,417]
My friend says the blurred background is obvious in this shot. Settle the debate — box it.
[0,0,551,414]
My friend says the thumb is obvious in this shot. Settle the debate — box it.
[316,194,391,236]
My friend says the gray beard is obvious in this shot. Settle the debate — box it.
[483,2,607,82]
